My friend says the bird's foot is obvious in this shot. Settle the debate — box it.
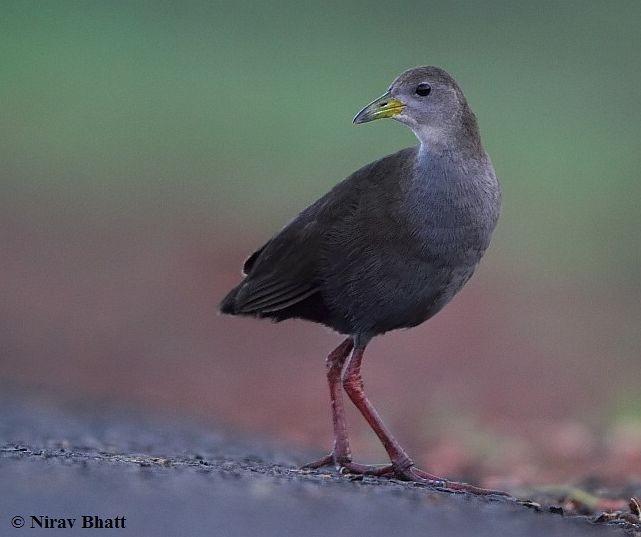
[301,454,394,476]
[335,461,510,496]
[393,465,511,496]
[338,461,395,476]
[302,455,509,496]
[300,453,336,470]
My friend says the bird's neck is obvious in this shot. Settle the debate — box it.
[413,106,483,156]
[412,145,468,190]
[414,128,458,154]
[414,141,485,179]
[409,141,495,204]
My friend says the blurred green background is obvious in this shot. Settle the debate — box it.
[2,1,640,485]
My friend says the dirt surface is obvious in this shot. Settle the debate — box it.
[0,393,634,537]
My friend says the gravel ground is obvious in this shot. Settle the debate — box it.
[0,393,632,537]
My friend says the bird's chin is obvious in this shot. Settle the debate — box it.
[391,113,416,129]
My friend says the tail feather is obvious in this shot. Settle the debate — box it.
[219,285,240,315]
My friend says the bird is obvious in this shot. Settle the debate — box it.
[220,66,504,495]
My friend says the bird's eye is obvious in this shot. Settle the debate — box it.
[415,83,431,97]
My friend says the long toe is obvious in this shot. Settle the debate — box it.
[395,465,512,497]
[338,461,395,477]
[300,453,336,470]
[302,456,394,477]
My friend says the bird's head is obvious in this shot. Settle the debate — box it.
[353,66,477,148]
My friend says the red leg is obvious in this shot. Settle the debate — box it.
[302,337,354,469]
[342,346,414,469]
[341,345,510,496]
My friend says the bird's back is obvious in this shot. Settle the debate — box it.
[219,147,415,331]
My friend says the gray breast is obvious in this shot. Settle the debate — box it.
[323,149,500,337]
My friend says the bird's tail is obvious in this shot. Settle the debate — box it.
[219,285,240,315]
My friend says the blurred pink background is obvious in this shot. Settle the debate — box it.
[3,0,641,489]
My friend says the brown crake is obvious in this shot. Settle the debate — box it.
[220,67,504,495]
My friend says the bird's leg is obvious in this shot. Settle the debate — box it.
[301,337,354,470]
[341,345,510,496]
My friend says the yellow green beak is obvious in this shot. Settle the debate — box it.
[353,92,404,124]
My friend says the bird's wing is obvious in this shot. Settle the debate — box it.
[242,245,265,275]
[230,216,322,314]
[229,147,418,315]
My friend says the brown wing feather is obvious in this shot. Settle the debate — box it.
[235,278,318,313]
[225,212,322,314]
